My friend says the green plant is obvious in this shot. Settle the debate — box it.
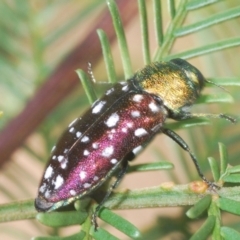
[0,0,240,239]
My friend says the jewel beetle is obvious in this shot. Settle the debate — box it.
[35,58,235,228]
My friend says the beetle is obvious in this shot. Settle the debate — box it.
[35,58,235,228]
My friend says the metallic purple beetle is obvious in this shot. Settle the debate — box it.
[35,59,234,227]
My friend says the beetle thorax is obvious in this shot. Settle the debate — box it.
[135,62,200,113]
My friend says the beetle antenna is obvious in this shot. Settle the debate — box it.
[205,79,229,93]
[88,62,96,83]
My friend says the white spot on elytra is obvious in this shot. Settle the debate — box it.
[93,176,99,181]
[52,155,56,160]
[134,128,148,137]
[69,127,75,133]
[83,183,91,188]
[132,145,143,155]
[149,102,159,112]
[122,127,127,133]
[44,166,53,179]
[105,113,120,128]
[131,110,140,118]
[108,134,114,140]
[70,189,76,196]
[132,94,143,103]
[39,183,47,193]
[105,88,114,95]
[64,148,68,153]
[127,122,133,128]
[61,159,68,169]
[58,155,64,162]
[92,101,106,114]
[76,131,82,138]
[102,146,114,157]
[68,118,78,128]
[122,85,129,91]
[110,158,118,164]
[81,136,89,142]
[61,163,66,169]
[79,171,87,180]
[92,143,99,149]
[44,190,51,198]
[83,149,90,156]
[57,155,68,169]
[54,175,64,189]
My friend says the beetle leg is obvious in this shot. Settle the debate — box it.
[162,127,214,185]
[92,160,129,231]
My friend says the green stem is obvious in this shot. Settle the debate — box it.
[3,185,240,223]
[0,199,36,223]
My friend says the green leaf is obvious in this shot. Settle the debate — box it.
[107,0,132,78]
[186,195,212,219]
[190,215,215,240]
[227,165,240,174]
[128,162,174,173]
[76,69,97,104]
[186,0,219,10]
[90,226,119,240]
[219,143,229,176]
[98,208,141,239]
[154,0,188,60]
[207,77,240,86]
[165,37,240,60]
[222,174,240,183]
[221,227,240,240]
[175,6,240,36]
[197,93,234,104]
[33,231,85,240]
[166,118,210,130]
[208,198,221,239]
[138,0,151,64]
[36,211,88,227]
[153,0,163,46]
[168,0,176,19]
[218,197,240,215]
[208,157,220,182]
[97,29,117,83]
